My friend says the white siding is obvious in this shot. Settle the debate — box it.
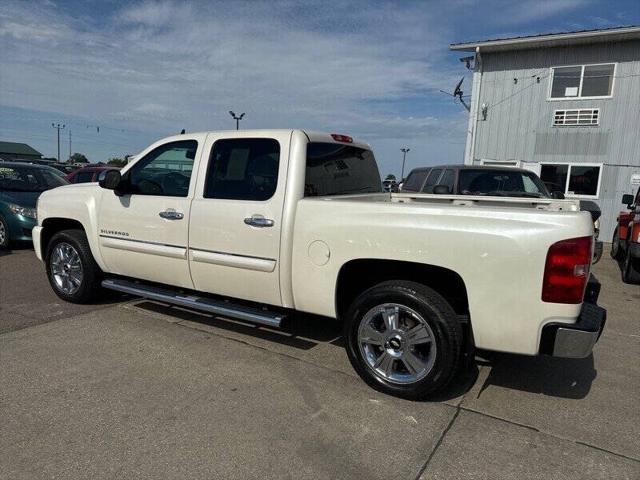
[467,40,640,237]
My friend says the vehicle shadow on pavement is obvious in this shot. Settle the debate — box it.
[475,351,596,399]
[132,300,343,350]
[131,300,480,402]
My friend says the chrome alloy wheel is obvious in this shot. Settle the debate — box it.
[50,242,83,295]
[358,303,437,384]
[0,220,6,246]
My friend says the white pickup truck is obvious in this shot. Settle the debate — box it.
[34,130,606,399]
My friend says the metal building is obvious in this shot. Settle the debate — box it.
[450,26,640,240]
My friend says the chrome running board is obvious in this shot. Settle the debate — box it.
[102,278,283,328]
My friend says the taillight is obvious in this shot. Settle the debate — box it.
[331,133,353,143]
[542,236,592,304]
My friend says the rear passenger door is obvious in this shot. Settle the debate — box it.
[188,132,291,307]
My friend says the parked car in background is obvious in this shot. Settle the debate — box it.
[0,162,69,248]
[382,179,399,192]
[401,164,603,263]
[50,164,78,175]
[65,165,120,184]
[611,185,640,284]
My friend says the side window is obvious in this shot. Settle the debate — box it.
[439,169,455,192]
[204,138,280,201]
[422,168,442,193]
[129,140,197,197]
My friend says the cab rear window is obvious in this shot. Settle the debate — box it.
[305,143,381,197]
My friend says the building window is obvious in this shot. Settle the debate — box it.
[540,163,602,198]
[553,108,599,126]
[549,64,614,99]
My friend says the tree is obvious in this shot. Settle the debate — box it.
[69,153,88,163]
[107,157,127,167]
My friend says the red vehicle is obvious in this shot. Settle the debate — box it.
[611,185,640,284]
[65,165,120,184]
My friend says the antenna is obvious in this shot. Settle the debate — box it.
[439,76,470,111]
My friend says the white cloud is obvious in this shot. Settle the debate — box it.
[7,0,607,171]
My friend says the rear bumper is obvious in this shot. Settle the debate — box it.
[540,275,606,358]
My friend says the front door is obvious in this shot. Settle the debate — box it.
[188,132,291,306]
[98,137,203,289]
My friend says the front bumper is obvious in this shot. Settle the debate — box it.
[540,275,606,358]
[32,225,43,261]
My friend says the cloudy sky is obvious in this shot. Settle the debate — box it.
[1,0,638,176]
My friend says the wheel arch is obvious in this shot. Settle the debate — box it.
[40,217,87,259]
[335,259,470,321]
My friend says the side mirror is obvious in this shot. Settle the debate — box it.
[99,170,123,193]
[551,191,565,199]
[621,194,634,208]
[433,185,451,195]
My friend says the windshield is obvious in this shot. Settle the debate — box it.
[0,165,69,192]
[458,169,550,198]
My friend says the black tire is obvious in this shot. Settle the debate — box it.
[0,215,10,249]
[45,229,103,303]
[611,228,623,260]
[344,280,463,400]
[621,245,640,284]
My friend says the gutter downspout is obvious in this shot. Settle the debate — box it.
[467,46,482,165]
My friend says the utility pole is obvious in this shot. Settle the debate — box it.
[68,130,72,163]
[228,111,245,130]
[51,123,65,162]
[400,147,410,181]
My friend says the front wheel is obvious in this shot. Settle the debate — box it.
[45,229,103,303]
[344,280,463,400]
[0,216,10,249]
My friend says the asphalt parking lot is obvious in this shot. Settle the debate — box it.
[1,247,638,479]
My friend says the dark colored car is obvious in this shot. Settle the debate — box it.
[611,185,640,283]
[401,164,603,262]
[0,162,69,248]
[50,164,78,175]
[401,164,551,197]
[66,165,120,184]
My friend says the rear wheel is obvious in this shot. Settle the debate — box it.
[611,228,623,260]
[0,216,9,249]
[46,229,103,303]
[344,280,463,400]
[621,245,640,284]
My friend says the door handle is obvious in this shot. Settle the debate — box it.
[159,209,184,220]
[244,215,274,228]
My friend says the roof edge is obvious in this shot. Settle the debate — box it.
[450,25,640,52]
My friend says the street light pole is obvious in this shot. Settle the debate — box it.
[400,147,410,180]
[228,111,245,130]
[52,123,65,162]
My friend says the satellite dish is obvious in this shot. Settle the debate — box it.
[439,76,470,111]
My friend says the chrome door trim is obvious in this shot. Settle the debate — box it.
[99,235,187,259]
[189,248,276,272]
